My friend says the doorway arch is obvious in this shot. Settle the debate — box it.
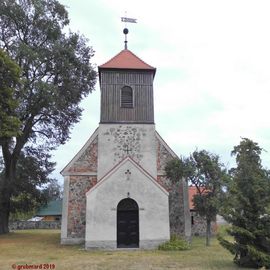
[117,198,139,248]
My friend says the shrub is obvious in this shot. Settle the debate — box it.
[158,235,190,251]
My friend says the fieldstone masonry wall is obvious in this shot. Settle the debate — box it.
[191,211,217,236]
[9,221,61,230]
[63,135,99,240]
[156,175,171,191]
[68,136,98,173]
[157,175,191,240]
[169,181,186,236]
[156,137,191,239]
[67,175,97,238]
[157,137,174,173]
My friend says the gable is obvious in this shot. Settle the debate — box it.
[85,158,170,247]
[156,131,178,174]
[87,157,169,197]
[61,128,98,176]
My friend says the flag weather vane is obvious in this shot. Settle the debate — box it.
[121,14,137,50]
[121,17,137,23]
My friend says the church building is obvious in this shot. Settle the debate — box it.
[60,29,191,249]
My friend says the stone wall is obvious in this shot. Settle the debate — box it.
[156,136,191,240]
[67,175,97,238]
[191,211,217,236]
[9,221,61,230]
[156,136,174,174]
[169,181,186,236]
[156,175,171,191]
[67,136,98,173]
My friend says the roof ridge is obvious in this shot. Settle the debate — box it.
[125,49,155,69]
[99,50,124,68]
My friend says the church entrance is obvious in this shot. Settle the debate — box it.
[117,198,139,248]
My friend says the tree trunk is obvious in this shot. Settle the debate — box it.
[206,219,211,246]
[0,153,17,235]
[0,197,10,234]
[0,174,12,234]
[0,123,31,235]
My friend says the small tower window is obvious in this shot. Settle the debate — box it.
[121,86,133,108]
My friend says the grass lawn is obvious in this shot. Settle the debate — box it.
[0,229,254,270]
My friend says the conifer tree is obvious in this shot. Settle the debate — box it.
[218,138,270,268]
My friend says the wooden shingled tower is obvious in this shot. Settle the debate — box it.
[99,49,156,124]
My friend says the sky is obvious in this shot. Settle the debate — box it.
[53,0,270,184]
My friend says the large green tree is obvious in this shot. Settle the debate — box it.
[42,178,63,201]
[0,48,21,137]
[0,0,96,234]
[218,138,270,268]
[6,147,57,221]
[166,150,227,246]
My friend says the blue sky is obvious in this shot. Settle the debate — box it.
[52,0,270,183]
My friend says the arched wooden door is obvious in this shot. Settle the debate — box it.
[117,198,139,248]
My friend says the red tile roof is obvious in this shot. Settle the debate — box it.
[99,49,156,72]
[189,186,207,210]
[189,186,197,210]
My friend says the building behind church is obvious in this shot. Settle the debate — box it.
[60,32,191,249]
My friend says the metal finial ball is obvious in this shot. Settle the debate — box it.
[123,28,129,35]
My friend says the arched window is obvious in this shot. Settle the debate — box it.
[121,86,133,108]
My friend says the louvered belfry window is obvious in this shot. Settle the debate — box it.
[121,86,133,108]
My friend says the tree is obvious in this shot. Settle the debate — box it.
[218,138,270,268]
[166,150,227,246]
[0,0,97,234]
[0,48,21,137]
[43,178,63,201]
[7,147,56,221]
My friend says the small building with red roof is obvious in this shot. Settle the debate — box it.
[188,186,217,236]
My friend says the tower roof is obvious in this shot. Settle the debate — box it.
[99,49,156,74]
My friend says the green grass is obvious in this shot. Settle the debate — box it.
[217,224,231,237]
[0,229,254,270]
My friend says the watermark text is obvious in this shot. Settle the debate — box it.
[12,264,55,270]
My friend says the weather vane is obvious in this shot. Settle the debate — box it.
[121,13,137,50]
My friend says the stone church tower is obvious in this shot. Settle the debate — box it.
[61,34,191,249]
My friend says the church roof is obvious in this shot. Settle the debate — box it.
[99,49,156,73]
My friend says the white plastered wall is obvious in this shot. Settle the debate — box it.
[85,158,169,249]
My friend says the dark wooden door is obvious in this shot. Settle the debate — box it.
[117,199,139,248]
